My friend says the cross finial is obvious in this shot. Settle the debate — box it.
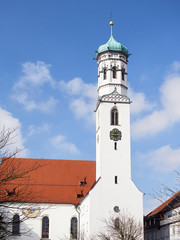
[110,12,112,21]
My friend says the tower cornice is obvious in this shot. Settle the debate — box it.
[97,83,128,93]
[95,88,131,112]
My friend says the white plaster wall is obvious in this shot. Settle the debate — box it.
[161,208,180,240]
[6,202,77,240]
[97,51,127,97]
[169,223,180,240]
[89,179,143,238]
[96,102,131,181]
[79,194,90,238]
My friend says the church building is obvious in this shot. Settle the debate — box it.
[1,22,143,240]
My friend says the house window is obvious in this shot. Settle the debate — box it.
[122,68,125,81]
[42,216,49,238]
[112,66,117,78]
[111,107,118,125]
[115,176,118,184]
[103,68,107,80]
[71,217,77,239]
[12,214,20,235]
[115,217,119,229]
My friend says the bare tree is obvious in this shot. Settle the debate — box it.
[59,211,142,240]
[151,172,180,203]
[0,127,44,239]
[150,172,180,218]
[97,211,143,240]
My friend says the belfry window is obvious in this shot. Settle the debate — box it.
[103,68,107,80]
[112,66,117,78]
[12,214,20,235]
[71,217,78,239]
[42,216,49,238]
[111,107,118,125]
[122,68,125,81]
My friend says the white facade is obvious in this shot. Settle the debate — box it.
[4,203,78,240]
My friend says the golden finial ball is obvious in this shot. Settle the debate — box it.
[110,21,114,26]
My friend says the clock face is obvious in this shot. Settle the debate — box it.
[110,128,122,141]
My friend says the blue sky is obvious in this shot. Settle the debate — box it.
[1,0,180,214]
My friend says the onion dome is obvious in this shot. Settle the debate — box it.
[97,21,128,54]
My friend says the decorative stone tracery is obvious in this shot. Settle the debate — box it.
[100,88,130,103]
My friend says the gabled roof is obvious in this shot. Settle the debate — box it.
[146,191,180,218]
[0,158,96,204]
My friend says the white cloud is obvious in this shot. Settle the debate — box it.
[50,134,80,154]
[132,110,169,137]
[59,77,97,98]
[171,61,180,72]
[12,61,58,113]
[12,63,97,123]
[141,145,180,172]
[128,86,154,115]
[27,123,50,137]
[15,94,57,113]
[0,107,27,157]
[59,78,97,123]
[70,97,96,123]
[160,76,180,120]
[14,61,55,89]
[132,62,180,138]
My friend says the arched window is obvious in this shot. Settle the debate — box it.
[111,107,118,125]
[71,217,77,239]
[12,214,20,235]
[103,68,107,80]
[115,217,119,229]
[112,66,117,78]
[122,68,125,81]
[42,216,49,238]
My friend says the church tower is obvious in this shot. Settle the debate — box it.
[96,21,131,184]
[80,22,143,238]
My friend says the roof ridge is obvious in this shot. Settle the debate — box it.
[147,191,180,217]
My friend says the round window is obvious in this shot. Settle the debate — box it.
[114,206,120,213]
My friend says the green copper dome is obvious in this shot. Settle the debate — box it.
[97,22,128,54]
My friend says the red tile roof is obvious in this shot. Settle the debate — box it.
[146,191,180,217]
[0,158,96,204]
